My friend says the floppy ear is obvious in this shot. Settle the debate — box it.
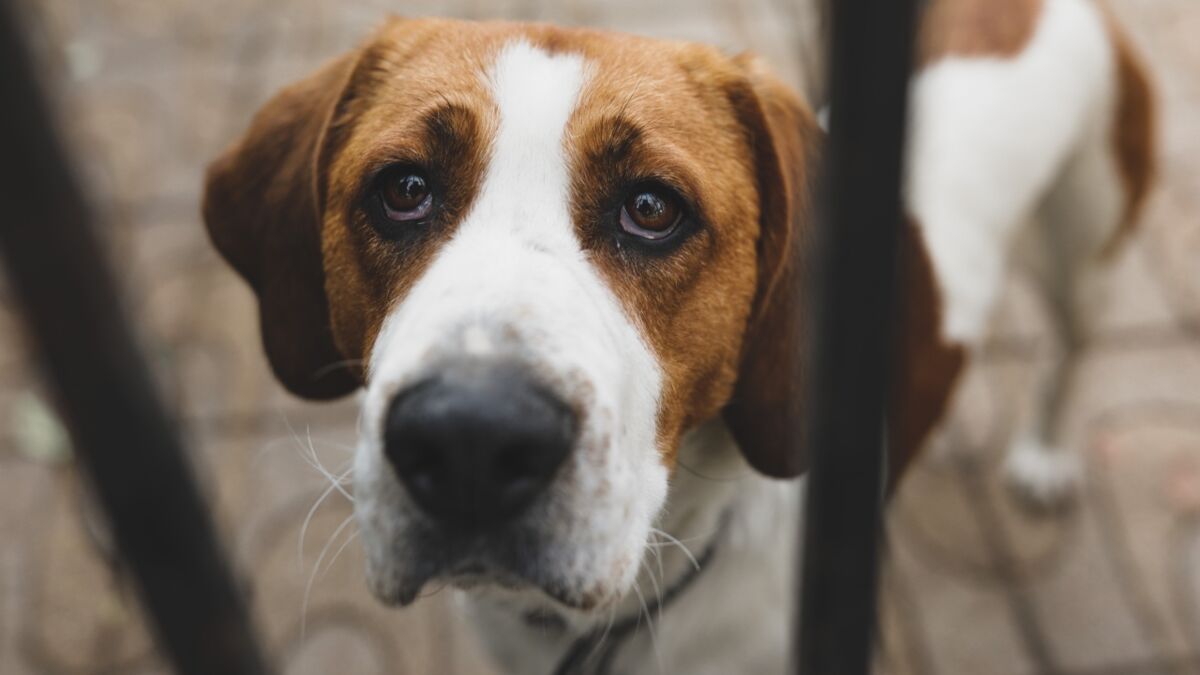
[203,52,365,399]
[721,55,823,478]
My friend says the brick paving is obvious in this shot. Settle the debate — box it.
[1,1,1198,673]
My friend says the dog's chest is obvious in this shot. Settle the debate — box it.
[463,465,802,675]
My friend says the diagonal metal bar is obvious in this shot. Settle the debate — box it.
[0,3,273,674]
[796,0,920,673]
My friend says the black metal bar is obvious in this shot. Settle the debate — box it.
[0,4,272,675]
[796,0,920,673]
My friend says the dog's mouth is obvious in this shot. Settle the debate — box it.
[377,559,609,612]
[394,562,529,606]
[366,524,619,612]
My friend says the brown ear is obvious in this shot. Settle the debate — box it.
[202,52,366,399]
[721,55,822,478]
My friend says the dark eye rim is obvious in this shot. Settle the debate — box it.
[613,180,696,250]
[376,166,433,221]
[381,189,433,221]
[361,163,439,234]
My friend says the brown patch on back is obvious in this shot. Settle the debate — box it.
[887,218,965,489]
[917,0,1044,66]
[1099,11,1157,256]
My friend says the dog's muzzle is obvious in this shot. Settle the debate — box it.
[383,360,578,531]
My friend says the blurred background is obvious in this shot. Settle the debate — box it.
[0,0,1198,673]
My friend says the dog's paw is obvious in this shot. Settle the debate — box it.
[1002,437,1082,513]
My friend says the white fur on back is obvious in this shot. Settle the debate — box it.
[906,0,1116,343]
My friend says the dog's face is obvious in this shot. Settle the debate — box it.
[205,19,817,613]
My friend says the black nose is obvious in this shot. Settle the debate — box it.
[384,362,577,531]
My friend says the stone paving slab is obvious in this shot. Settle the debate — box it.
[1,1,1198,674]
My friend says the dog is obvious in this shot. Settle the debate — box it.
[202,1,1154,672]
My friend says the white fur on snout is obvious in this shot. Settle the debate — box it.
[355,41,666,610]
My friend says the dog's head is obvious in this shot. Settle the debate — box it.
[204,18,818,613]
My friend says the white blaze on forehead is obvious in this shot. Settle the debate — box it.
[365,39,594,388]
[484,41,584,235]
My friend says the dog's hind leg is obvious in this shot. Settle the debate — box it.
[1003,15,1155,510]
[1003,138,1122,510]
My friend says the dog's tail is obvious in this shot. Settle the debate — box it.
[1100,12,1157,258]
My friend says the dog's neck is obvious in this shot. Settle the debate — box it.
[462,420,803,675]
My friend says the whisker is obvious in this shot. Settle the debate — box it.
[319,526,360,581]
[303,426,355,502]
[281,414,355,502]
[301,513,356,641]
[643,532,712,549]
[649,528,700,570]
[631,581,665,673]
[652,546,666,619]
[586,603,619,667]
[639,555,665,625]
[314,357,366,378]
[297,463,354,568]
[646,538,665,580]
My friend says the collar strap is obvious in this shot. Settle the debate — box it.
[551,517,727,675]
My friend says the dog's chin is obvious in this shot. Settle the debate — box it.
[368,562,626,614]
[367,561,529,608]
[364,537,632,614]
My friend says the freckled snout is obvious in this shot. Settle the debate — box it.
[384,361,577,531]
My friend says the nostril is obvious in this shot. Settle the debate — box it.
[494,446,534,483]
[493,445,546,498]
[397,445,445,497]
[383,391,448,503]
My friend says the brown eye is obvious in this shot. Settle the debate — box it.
[378,169,433,221]
[620,184,682,240]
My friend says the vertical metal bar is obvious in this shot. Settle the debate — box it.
[796,0,919,673]
[0,4,273,675]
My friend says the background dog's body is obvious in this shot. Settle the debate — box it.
[908,0,1154,504]
[201,1,1154,673]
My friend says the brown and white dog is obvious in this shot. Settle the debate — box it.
[203,2,1154,672]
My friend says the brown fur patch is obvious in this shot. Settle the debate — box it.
[208,18,928,484]
[719,55,821,478]
[208,19,779,471]
[562,37,771,468]
[1099,11,1157,256]
[203,52,366,398]
[887,219,966,487]
[318,20,503,364]
[918,0,1045,66]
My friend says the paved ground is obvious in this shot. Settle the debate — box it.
[1,1,1198,673]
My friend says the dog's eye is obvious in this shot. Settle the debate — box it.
[619,183,682,240]
[378,168,433,222]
